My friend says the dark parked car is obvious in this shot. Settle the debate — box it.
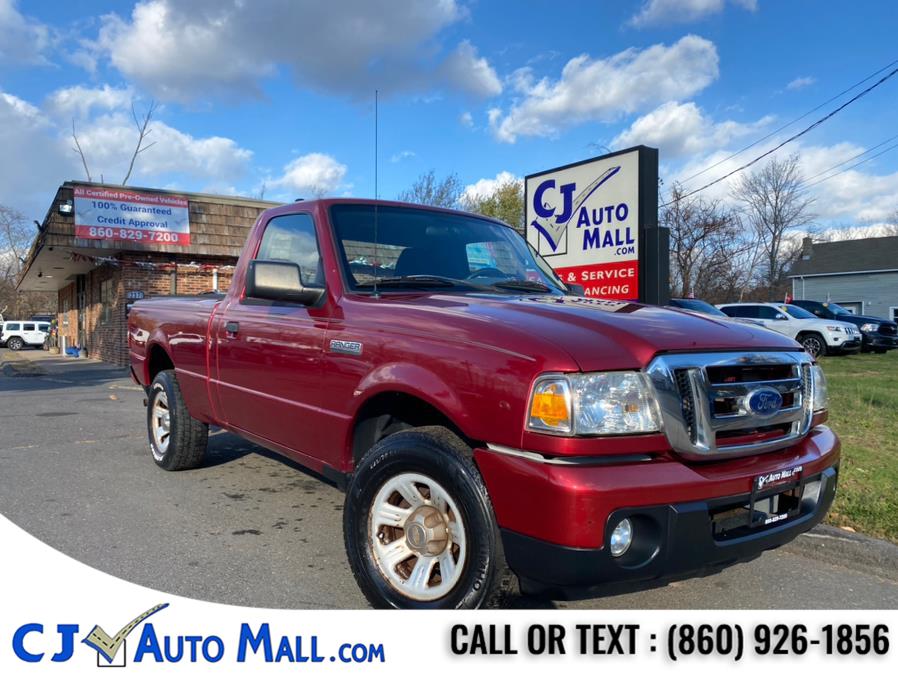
[790,300,898,353]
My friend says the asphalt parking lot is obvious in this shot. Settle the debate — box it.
[2,350,898,609]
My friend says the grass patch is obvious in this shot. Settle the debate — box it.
[819,351,898,542]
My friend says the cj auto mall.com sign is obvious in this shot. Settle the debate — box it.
[526,147,650,300]
[74,186,191,245]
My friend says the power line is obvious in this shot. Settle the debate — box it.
[801,140,898,190]
[798,132,898,185]
[661,65,898,207]
[678,57,898,186]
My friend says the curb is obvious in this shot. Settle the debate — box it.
[791,524,898,583]
[0,352,46,377]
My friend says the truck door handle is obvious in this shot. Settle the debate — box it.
[225,321,239,336]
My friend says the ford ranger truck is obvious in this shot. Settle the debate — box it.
[128,199,839,609]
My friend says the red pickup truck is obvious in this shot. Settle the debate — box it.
[128,199,839,609]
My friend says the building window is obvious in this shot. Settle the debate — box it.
[100,279,113,323]
[891,307,898,322]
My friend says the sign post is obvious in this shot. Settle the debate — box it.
[525,145,668,305]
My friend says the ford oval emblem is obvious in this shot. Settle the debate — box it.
[746,387,783,417]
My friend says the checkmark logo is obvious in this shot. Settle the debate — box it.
[82,603,169,664]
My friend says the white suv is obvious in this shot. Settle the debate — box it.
[0,321,50,350]
[716,302,861,358]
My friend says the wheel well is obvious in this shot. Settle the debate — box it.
[350,392,473,466]
[796,331,823,341]
[147,345,174,383]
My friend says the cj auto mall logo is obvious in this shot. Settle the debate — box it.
[10,603,385,666]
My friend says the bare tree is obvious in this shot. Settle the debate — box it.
[71,120,92,182]
[885,210,898,236]
[0,205,55,319]
[662,184,747,301]
[122,100,158,186]
[398,170,463,209]
[731,154,815,291]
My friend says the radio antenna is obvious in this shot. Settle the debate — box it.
[372,89,380,298]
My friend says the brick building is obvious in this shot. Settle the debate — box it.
[18,181,278,366]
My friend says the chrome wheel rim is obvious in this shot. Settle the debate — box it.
[150,386,171,460]
[369,472,466,601]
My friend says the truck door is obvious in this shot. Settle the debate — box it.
[755,306,796,338]
[213,212,330,460]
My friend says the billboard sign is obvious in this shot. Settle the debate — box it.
[525,146,659,301]
[74,186,191,246]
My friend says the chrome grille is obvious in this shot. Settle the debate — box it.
[646,352,815,460]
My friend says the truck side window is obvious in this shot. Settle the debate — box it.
[257,213,323,287]
[756,307,781,320]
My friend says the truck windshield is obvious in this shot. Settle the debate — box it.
[826,303,853,316]
[330,204,567,294]
[671,298,727,316]
[781,304,817,319]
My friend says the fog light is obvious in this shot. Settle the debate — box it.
[610,518,633,557]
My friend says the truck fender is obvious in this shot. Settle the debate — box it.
[348,362,473,444]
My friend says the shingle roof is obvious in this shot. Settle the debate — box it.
[788,235,898,276]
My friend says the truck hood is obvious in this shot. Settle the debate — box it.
[383,294,800,371]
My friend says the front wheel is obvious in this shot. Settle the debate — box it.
[343,427,515,609]
[7,337,23,351]
[799,334,825,358]
[147,370,208,470]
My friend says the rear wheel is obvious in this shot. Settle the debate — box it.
[7,337,23,351]
[344,427,516,609]
[147,370,208,470]
[798,333,825,358]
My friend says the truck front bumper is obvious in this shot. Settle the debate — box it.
[474,425,839,596]
[862,333,898,351]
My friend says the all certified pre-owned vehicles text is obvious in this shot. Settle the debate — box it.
[128,199,839,609]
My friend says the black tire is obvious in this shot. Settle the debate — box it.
[798,333,825,358]
[344,426,516,609]
[7,337,23,351]
[147,369,208,471]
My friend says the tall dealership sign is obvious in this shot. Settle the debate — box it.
[525,145,668,304]
[73,186,191,246]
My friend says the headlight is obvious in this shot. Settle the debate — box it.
[825,325,841,332]
[528,372,661,436]
[811,364,828,412]
[861,323,878,332]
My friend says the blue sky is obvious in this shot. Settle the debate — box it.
[2,0,897,228]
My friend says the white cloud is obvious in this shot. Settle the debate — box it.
[390,150,416,163]
[0,0,51,65]
[93,0,500,102]
[786,76,816,91]
[463,171,521,202]
[71,112,253,184]
[629,0,757,27]
[47,85,133,118]
[489,35,719,143]
[667,139,898,224]
[613,101,773,158]
[459,111,474,128]
[0,92,76,216]
[440,40,502,97]
[269,153,348,197]
[0,87,254,218]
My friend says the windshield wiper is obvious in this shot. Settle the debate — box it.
[488,279,553,293]
[356,275,480,289]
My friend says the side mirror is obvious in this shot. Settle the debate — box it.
[565,282,586,296]
[775,313,788,320]
[246,260,324,306]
